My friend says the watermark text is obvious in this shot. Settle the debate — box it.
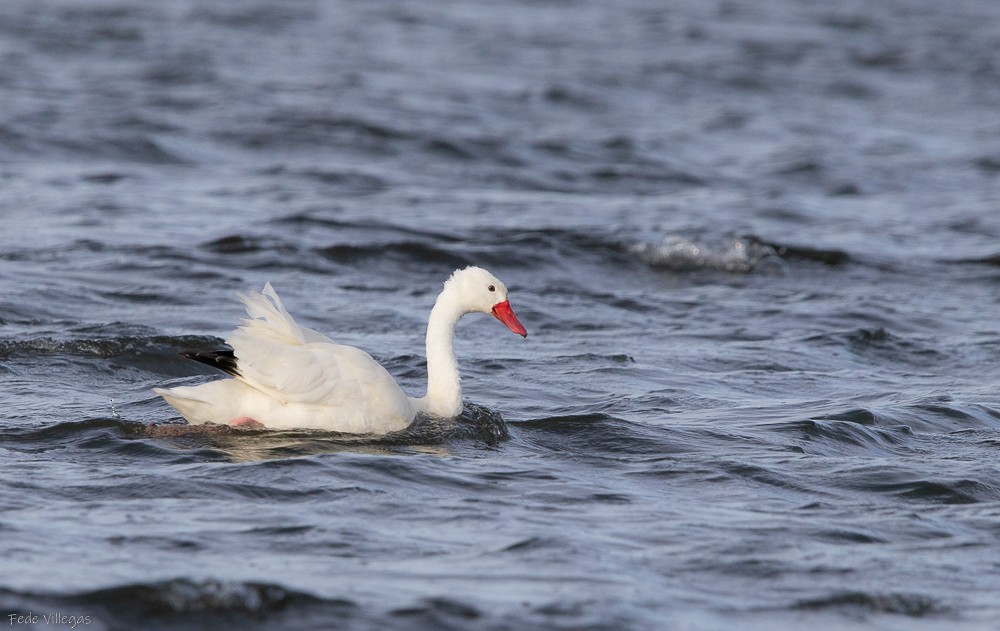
[9,612,92,628]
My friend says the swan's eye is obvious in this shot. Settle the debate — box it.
[488,285,495,292]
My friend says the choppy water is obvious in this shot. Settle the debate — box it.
[2,0,1000,629]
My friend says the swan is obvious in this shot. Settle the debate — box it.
[154,266,527,433]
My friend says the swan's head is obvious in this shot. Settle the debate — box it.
[443,266,528,338]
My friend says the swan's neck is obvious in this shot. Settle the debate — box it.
[416,293,465,418]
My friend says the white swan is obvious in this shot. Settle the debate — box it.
[154,267,527,433]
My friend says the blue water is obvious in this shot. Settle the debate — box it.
[2,1,1000,629]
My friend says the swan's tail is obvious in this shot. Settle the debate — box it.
[154,382,240,425]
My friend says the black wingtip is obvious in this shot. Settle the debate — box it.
[181,348,241,377]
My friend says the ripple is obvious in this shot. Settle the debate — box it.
[631,234,854,274]
[804,327,942,365]
[516,413,683,459]
[319,241,472,269]
[390,597,481,623]
[0,334,222,360]
[630,235,781,274]
[792,591,944,617]
[781,418,918,457]
[0,579,356,631]
[833,464,1000,505]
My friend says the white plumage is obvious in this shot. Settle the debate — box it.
[155,267,527,433]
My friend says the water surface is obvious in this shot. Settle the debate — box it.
[2,0,1000,629]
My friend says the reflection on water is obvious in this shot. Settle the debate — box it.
[136,404,507,461]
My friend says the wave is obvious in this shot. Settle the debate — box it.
[629,234,850,274]
[630,235,777,273]
[802,327,942,366]
[770,401,1000,450]
[0,579,544,631]
[206,105,703,194]
[754,239,851,265]
[0,579,355,631]
[9,220,869,285]
[0,333,221,361]
[876,478,997,504]
[387,597,486,629]
[792,591,944,617]
[776,417,918,457]
[191,5,316,31]
[210,109,457,159]
[194,221,629,275]
[0,239,238,288]
[950,252,1000,266]
[319,241,473,269]
[515,413,685,460]
[267,213,463,243]
[53,134,190,164]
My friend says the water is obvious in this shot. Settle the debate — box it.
[1,0,1000,628]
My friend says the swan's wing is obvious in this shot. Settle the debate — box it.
[226,284,413,420]
[236,282,332,346]
[228,334,398,404]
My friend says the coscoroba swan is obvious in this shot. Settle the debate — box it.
[154,267,527,433]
